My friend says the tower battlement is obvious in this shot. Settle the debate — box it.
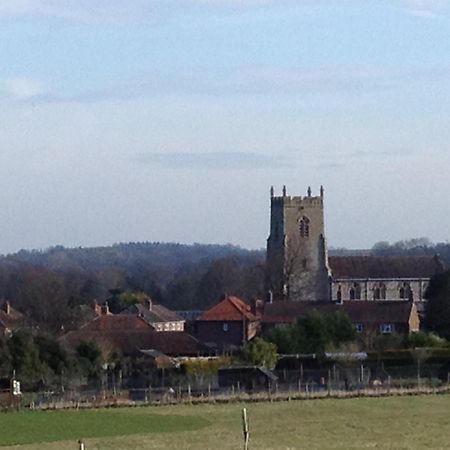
[271,195,323,207]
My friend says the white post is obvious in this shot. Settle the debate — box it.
[242,408,249,450]
[78,439,85,450]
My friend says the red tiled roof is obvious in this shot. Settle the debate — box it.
[329,255,444,279]
[198,296,256,321]
[262,301,415,325]
[80,314,152,332]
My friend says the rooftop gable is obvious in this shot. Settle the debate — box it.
[121,303,184,324]
[198,296,256,321]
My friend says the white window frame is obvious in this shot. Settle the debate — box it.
[380,323,394,334]
[355,323,364,333]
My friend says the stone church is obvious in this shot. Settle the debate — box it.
[266,186,444,306]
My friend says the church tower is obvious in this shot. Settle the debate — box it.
[266,186,330,302]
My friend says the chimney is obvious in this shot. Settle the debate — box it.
[101,301,110,315]
[251,298,265,318]
[147,298,153,311]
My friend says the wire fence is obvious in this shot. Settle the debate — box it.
[2,362,449,410]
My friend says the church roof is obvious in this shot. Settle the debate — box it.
[329,255,444,279]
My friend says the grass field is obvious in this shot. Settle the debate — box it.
[1,395,450,449]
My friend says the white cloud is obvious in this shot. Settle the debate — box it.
[403,0,450,18]
[0,77,45,100]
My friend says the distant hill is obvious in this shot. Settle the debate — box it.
[0,242,264,276]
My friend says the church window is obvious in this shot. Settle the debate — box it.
[350,283,361,300]
[299,217,310,238]
[374,283,387,300]
[399,283,412,300]
[222,323,229,332]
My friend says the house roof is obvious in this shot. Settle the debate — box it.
[262,301,416,325]
[329,255,444,279]
[198,296,257,322]
[120,303,184,324]
[80,314,152,332]
[61,326,204,357]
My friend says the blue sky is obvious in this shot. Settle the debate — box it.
[0,0,450,253]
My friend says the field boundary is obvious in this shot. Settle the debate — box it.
[7,385,450,412]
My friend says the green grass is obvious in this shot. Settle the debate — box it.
[0,409,209,446]
[1,395,450,449]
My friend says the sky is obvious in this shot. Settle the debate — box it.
[1,0,450,254]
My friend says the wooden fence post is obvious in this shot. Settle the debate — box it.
[242,408,249,450]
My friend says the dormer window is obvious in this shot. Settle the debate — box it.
[299,217,310,238]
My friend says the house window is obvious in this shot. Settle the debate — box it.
[380,323,394,334]
[222,322,229,332]
[299,217,310,238]
[374,287,381,300]
[355,323,364,333]
[336,287,342,302]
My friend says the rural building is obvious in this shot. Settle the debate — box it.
[195,296,259,352]
[60,312,203,357]
[120,298,185,332]
[261,301,420,337]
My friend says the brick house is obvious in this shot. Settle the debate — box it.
[60,310,203,357]
[195,296,259,352]
[120,299,185,332]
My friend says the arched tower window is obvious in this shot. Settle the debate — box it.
[299,217,310,238]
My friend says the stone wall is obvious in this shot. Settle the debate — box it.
[331,278,429,303]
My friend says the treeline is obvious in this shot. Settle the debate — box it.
[370,238,450,266]
[0,242,265,332]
